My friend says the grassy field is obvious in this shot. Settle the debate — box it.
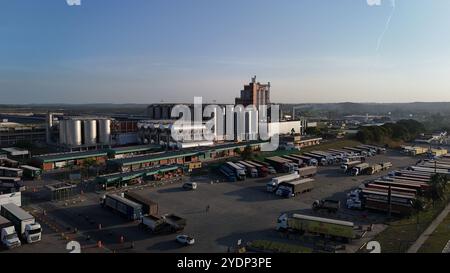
[418,211,450,253]
[370,190,450,253]
[254,139,362,161]
[249,240,313,253]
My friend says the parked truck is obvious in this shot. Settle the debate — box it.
[0,203,41,244]
[265,157,295,173]
[225,162,247,180]
[290,154,318,166]
[246,161,268,177]
[312,199,340,213]
[0,215,21,249]
[124,191,159,216]
[266,172,300,193]
[298,166,318,178]
[275,178,314,198]
[238,161,258,178]
[366,164,383,175]
[141,214,187,234]
[252,160,277,174]
[219,164,237,182]
[102,194,143,221]
[341,161,361,173]
[276,213,360,242]
[351,163,370,176]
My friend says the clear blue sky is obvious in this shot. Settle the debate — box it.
[1,0,450,104]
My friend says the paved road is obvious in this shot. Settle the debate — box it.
[407,202,450,253]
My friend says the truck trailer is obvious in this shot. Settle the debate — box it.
[276,213,360,242]
[124,191,159,216]
[0,203,41,244]
[102,194,143,221]
[266,172,300,193]
[275,178,314,198]
[0,215,21,249]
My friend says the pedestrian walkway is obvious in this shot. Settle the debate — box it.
[407,202,450,253]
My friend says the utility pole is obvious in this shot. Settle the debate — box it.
[387,185,392,218]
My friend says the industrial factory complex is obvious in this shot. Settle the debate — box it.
[0,77,449,255]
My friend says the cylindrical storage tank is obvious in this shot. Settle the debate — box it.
[84,120,98,146]
[59,120,67,145]
[98,119,111,145]
[68,119,82,146]
[65,119,73,145]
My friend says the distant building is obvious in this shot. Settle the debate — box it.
[235,76,271,108]
[0,120,46,147]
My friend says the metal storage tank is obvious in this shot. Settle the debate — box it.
[59,120,67,145]
[98,119,111,144]
[65,119,73,145]
[68,119,82,146]
[84,120,98,145]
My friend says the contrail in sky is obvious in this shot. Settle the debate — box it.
[376,0,396,52]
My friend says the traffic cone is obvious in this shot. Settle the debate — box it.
[120,236,124,244]
[98,224,102,230]
[97,241,102,248]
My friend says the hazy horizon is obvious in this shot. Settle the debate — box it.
[2,0,450,104]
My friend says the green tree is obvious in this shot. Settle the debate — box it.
[82,158,96,180]
[426,173,448,206]
[241,145,254,160]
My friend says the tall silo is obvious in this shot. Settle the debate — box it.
[84,119,98,146]
[98,119,111,145]
[59,119,67,145]
[65,119,73,145]
[68,119,82,146]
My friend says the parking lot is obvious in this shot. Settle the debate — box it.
[1,150,419,253]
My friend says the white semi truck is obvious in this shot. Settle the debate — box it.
[0,215,21,249]
[0,203,42,244]
[266,172,300,192]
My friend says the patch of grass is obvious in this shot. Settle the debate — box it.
[250,240,313,253]
[371,190,450,253]
[418,211,450,253]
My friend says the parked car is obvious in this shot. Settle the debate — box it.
[176,235,195,246]
[183,182,198,190]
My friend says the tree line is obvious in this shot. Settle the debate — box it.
[356,119,425,144]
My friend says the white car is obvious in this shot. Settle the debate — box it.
[176,235,195,246]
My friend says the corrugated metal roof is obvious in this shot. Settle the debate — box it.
[34,150,108,163]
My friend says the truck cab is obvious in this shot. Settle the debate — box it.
[275,185,293,198]
[276,213,289,230]
[1,226,21,249]
[24,223,42,244]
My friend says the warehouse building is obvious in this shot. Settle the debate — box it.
[107,144,161,159]
[107,141,266,172]
[96,164,184,188]
[30,150,108,171]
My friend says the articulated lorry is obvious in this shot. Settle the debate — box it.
[237,161,258,178]
[265,157,296,173]
[366,161,393,175]
[266,172,300,193]
[312,199,340,213]
[275,178,314,198]
[276,213,361,242]
[0,215,21,249]
[0,203,41,244]
[245,161,268,177]
[141,214,186,234]
[124,191,159,216]
[341,161,361,174]
[225,162,247,180]
[290,154,318,166]
[102,194,143,221]
[303,153,328,166]
[351,163,370,176]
